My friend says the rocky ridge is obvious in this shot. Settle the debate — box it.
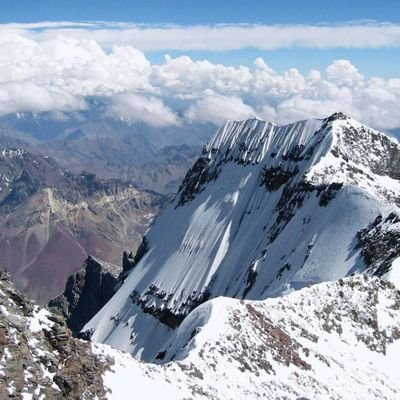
[1,267,400,399]
[0,270,112,399]
[96,275,400,399]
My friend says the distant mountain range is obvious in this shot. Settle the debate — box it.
[0,110,217,303]
[0,147,165,303]
[0,111,216,194]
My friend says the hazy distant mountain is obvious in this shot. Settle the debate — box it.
[0,147,165,303]
[0,110,217,193]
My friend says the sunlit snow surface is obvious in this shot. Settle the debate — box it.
[85,115,400,361]
[94,276,400,400]
[385,257,400,289]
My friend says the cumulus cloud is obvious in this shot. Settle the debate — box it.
[0,33,155,116]
[151,55,252,97]
[0,28,399,130]
[0,82,86,115]
[326,60,364,87]
[185,95,256,124]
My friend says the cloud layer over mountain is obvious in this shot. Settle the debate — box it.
[1,22,400,130]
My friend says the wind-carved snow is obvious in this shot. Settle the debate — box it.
[84,112,400,361]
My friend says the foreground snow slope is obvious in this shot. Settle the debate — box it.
[84,113,400,359]
[95,276,400,400]
[4,265,399,399]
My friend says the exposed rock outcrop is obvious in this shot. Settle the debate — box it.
[0,269,112,399]
[357,211,400,276]
[49,256,121,336]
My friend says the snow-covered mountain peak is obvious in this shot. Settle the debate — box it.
[204,116,323,165]
[203,112,398,174]
[306,114,400,204]
[83,114,400,361]
[177,113,400,208]
[204,112,353,164]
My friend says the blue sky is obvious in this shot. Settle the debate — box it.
[2,0,400,24]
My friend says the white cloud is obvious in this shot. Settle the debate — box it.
[108,92,178,127]
[0,82,87,115]
[326,60,364,87]
[150,55,252,97]
[185,95,256,124]
[0,34,152,93]
[5,21,400,51]
[0,28,399,130]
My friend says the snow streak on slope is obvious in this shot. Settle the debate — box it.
[94,276,400,400]
[84,113,400,360]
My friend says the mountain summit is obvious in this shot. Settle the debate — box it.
[83,113,400,360]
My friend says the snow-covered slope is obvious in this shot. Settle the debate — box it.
[3,265,399,399]
[84,113,400,360]
[95,276,400,400]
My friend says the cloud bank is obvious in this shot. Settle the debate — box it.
[3,21,400,51]
[0,25,400,130]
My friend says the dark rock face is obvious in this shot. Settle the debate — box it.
[357,212,400,276]
[129,284,211,329]
[0,270,112,398]
[176,156,213,207]
[121,235,149,277]
[318,182,343,207]
[324,112,348,124]
[261,165,299,191]
[339,125,400,180]
[49,256,121,335]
